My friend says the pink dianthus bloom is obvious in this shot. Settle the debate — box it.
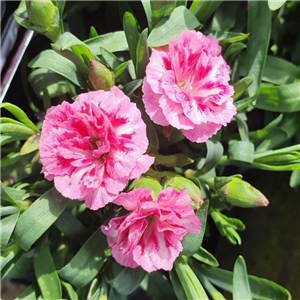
[39,87,154,210]
[101,187,201,272]
[142,30,236,143]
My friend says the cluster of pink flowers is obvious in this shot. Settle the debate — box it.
[39,30,235,272]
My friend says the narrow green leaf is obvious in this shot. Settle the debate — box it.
[255,83,300,112]
[105,260,146,295]
[136,28,149,79]
[15,281,40,300]
[53,32,94,61]
[235,96,256,111]
[141,0,152,31]
[189,1,222,24]
[122,79,142,96]
[140,271,177,300]
[58,229,107,288]
[199,264,292,300]
[1,213,19,247]
[191,262,226,300]
[174,256,209,300]
[89,26,98,38]
[169,268,188,300]
[208,30,250,44]
[148,6,201,47]
[123,12,140,68]
[28,49,87,88]
[55,210,90,242]
[1,117,24,126]
[150,1,176,28]
[233,256,252,300]
[192,247,219,267]
[181,200,209,256]
[13,188,69,251]
[1,182,26,204]
[0,123,36,139]
[233,75,255,100]
[290,170,300,188]
[85,31,128,55]
[61,281,79,300]
[114,61,129,79]
[20,133,40,156]
[263,56,300,85]
[246,1,271,96]
[1,206,19,217]
[1,152,20,168]
[0,103,38,132]
[34,234,62,300]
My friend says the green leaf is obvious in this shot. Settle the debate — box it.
[246,1,272,96]
[262,56,300,85]
[123,12,140,69]
[141,271,176,300]
[199,264,292,300]
[181,200,209,256]
[255,83,300,112]
[61,281,79,300]
[169,268,188,300]
[191,261,226,300]
[85,31,128,55]
[34,234,62,300]
[268,0,286,11]
[1,213,19,248]
[154,153,193,167]
[1,182,26,204]
[1,206,19,216]
[234,96,256,111]
[114,61,129,79]
[174,256,209,300]
[58,229,107,288]
[0,123,36,139]
[55,210,90,242]
[20,134,40,156]
[233,75,255,100]
[208,30,250,44]
[150,1,177,28]
[233,256,252,300]
[136,28,149,79]
[148,6,201,47]
[192,247,219,267]
[141,0,152,31]
[228,140,255,164]
[1,152,20,168]
[28,68,76,99]
[15,281,40,300]
[1,117,25,126]
[28,50,88,88]
[0,103,38,132]
[122,79,142,96]
[53,32,94,61]
[189,1,222,24]
[290,170,300,188]
[13,188,69,251]
[105,260,146,295]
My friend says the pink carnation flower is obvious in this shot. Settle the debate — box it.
[39,87,154,210]
[101,187,201,272]
[142,30,236,143]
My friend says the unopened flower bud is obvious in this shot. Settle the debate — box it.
[89,60,115,91]
[25,0,61,41]
[164,175,203,209]
[218,176,269,208]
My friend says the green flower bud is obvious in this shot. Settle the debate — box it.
[25,0,62,42]
[89,60,115,91]
[163,174,203,210]
[218,176,269,208]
